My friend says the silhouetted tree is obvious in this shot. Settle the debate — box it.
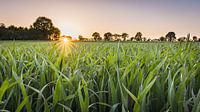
[166,32,176,42]
[130,37,135,41]
[113,34,121,41]
[0,17,60,40]
[193,36,198,42]
[97,37,102,41]
[143,37,147,41]
[78,35,84,41]
[147,38,151,41]
[33,17,59,40]
[187,33,190,42]
[104,32,112,41]
[152,39,160,42]
[135,32,142,41]
[121,33,128,41]
[29,26,44,40]
[159,36,165,41]
[92,32,100,41]
[50,27,61,40]
[0,23,5,28]
[0,23,6,39]
[178,37,186,42]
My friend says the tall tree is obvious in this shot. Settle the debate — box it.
[33,17,58,40]
[0,17,60,40]
[104,32,112,41]
[165,32,176,42]
[187,33,190,42]
[121,33,128,41]
[92,32,100,41]
[135,32,142,41]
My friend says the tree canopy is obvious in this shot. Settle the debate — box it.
[92,32,100,41]
[104,32,112,41]
[0,17,60,40]
[166,32,176,42]
[122,33,128,41]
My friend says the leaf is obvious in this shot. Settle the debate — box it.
[122,83,138,104]
[0,79,9,101]
[110,103,120,112]
[53,78,66,106]
[78,79,89,112]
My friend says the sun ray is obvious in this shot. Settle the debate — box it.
[54,37,75,57]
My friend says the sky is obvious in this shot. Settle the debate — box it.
[0,0,200,39]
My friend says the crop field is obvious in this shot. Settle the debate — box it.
[0,41,200,112]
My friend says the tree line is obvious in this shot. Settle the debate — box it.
[0,17,60,40]
[89,32,200,42]
[1,16,200,42]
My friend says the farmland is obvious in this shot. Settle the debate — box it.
[0,41,200,112]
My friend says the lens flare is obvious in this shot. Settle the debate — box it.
[63,38,68,42]
[54,37,75,57]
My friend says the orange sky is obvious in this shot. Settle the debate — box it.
[0,0,200,39]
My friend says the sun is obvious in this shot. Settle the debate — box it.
[54,37,75,56]
[63,38,68,42]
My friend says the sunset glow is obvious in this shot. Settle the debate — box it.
[1,0,200,112]
[0,0,200,38]
[63,38,68,42]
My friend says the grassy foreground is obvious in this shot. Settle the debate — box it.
[0,41,200,112]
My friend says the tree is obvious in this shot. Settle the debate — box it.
[130,37,135,41]
[159,36,165,41]
[33,17,53,31]
[33,17,56,40]
[187,33,190,42]
[121,33,128,41]
[104,32,112,41]
[135,32,142,41]
[97,37,102,41]
[112,34,121,41]
[147,38,151,41]
[166,32,176,42]
[193,36,198,42]
[0,17,60,40]
[0,23,5,28]
[143,37,147,41]
[78,35,84,41]
[7,25,19,40]
[92,32,100,41]
[0,23,6,39]
[50,27,61,40]
[178,37,186,42]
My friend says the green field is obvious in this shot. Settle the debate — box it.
[0,41,200,112]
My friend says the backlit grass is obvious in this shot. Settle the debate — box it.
[0,41,199,112]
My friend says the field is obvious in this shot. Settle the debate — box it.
[0,41,200,112]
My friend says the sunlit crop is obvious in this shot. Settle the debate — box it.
[0,42,199,112]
